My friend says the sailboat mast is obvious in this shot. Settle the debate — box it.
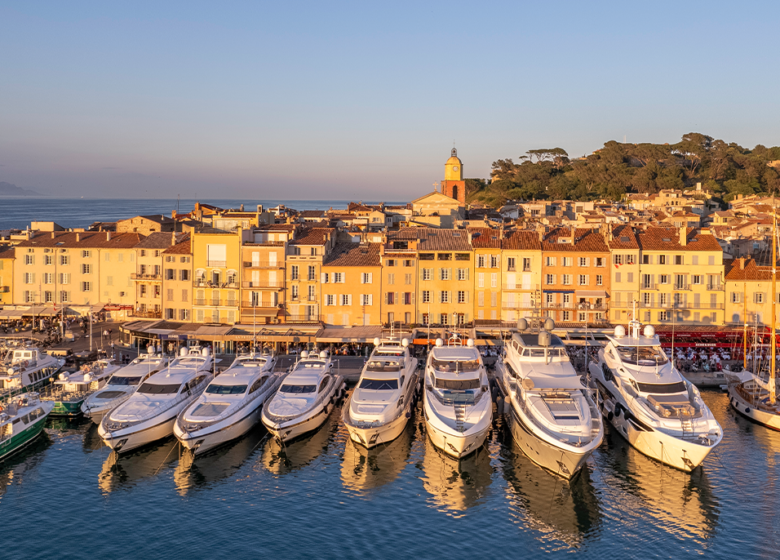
[771,201,777,405]
[744,281,748,371]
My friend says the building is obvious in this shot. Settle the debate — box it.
[499,230,542,324]
[161,234,193,322]
[240,224,295,325]
[133,232,181,319]
[116,215,175,235]
[286,227,337,323]
[723,258,778,326]
[636,227,725,325]
[607,225,641,324]
[192,229,242,324]
[0,248,14,306]
[321,242,382,326]
[380,230,419,328]
[440,148,466,206]
[469,227,502,323]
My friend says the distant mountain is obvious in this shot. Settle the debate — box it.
[0,182,41,196]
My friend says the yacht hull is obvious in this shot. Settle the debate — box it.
[99,415,177,454]
[262,378,344,443]
[424,418,489,459]
[82,393,132,424]
[344,405,412,449]
[0,414,50,462]
[728,383,780,431]
[177,405,264,456]
[51,399,86,417]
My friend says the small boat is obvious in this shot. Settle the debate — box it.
[0,345,64,400]
[262,350,345,442]
[343,337,419,448]
[42,359,121,416]
[175,351,284,456]
[494,319,603,479]
[0,392,54,462]
[98,347,213,453]
[422,336,492,459]
[589,319,722,472]
[81,350,169,423]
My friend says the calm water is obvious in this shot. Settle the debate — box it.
[0,390,777,559]
[0,198,403,231]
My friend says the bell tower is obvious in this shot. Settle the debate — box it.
[441,148,466,205]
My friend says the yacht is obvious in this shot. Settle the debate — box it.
[98,347,213,453]
[261,350,345,442]
[81,350,169,423]
[589,321,722,471]
[42,358,121,416]
[0,346,64,399]
[494,320,603,479]
[175,351,284,455]
[422,337,492,459]
[0,392,54,461]
[343,338,419,448]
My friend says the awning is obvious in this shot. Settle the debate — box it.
[544,290,575,294]
[24,305,59,317]
[244,308,280,317]
[104,304,134,311]
[316,326,382,343]
[0,308,28,319]
[576,290,607,298]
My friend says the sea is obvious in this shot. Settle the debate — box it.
[0,197,403,231]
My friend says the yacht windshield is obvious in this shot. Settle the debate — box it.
[366,361,402,372]
[236,359,267,368]
[190,403,230,417]
[108,376,142,386]
[359,378,398,390]
[436,378,480,390]
[616,346,668,366]
[137,383,181,394]
[206,384,247,395]
[431,359,480,373]
[433,378,480,405]
[521,348,566,358]
[280,384,316,393]
[637,381,687,394]
[295,361,325,370]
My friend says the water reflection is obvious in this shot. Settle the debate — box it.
[98,438,180,493]
[599,426,719,541]
[260,409,339,476]
[341,422,413,494]
[82,423,105,453]
[417,434,493,514]
[174,427,268,495]
[500,429,601,548]
[0,434,51,500]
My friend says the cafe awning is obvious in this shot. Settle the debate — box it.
[0,308,28,319]
[576,290,608,298]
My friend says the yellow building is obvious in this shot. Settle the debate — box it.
[161,234,192,322]
[499,230,542,323]
[192,229,242,324]
[724,258,777,326]
[322,243,382,326]
[133,232,180,319]
[0,248,14,305]
[607,225,641,324]
[240,224,295,325]
[13,231,140,313]
[380,231,419,327]
[286,227,337,323]
[636,227,725,325]
[469,227,501,322]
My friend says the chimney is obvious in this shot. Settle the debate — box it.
[51,232,55,239]
[106,231,112,241]
[679,226,687,246]
[76,233,80,242]
[171,231,176,245]
[696,182,702,191]
[740,257,746,270]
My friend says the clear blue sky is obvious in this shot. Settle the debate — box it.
[1,0,779,200]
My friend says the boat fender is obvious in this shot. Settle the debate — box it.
[745,407,751,414]
[614,403,623,418]
[496,396,503,413]
[607,411,614,422]
[405,412,411,419]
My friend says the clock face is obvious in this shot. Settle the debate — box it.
[452,166,459,172]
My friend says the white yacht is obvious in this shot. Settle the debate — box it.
[98,347,213,453]
[175,351,284,455]
[261,350,345,442]
[0,346,64,399]
[42,359,121,416]
[0,392,54,461]
[494,321,603,479]
[589,321,722,472]
[81,350,169,423]
[343,338,419,448]
[423,337,492,459]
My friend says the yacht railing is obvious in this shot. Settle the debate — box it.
[264,373,339,424]
[103,378,209,430]
[344,367,419,429]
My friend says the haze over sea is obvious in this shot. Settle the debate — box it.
[0,198,403,231]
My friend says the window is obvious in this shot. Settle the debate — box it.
[422,313,429,325]
[308,285,315,300]
[491,273,497,288]
[596,257,605,267]
[478,273,484,288]
[60,291,70,303]
[477,255,486,268]
[180,269,190,281]
[291,265,299,280]
[457,268,468,281]
[659,275,669,285]
[596,275,603,286]
[81,282,91,292]
[675,255,683,265]
[523,258,531,272]
[692,275,702,285]
[23,272,35,284]
[478,291,485,306]
[43,273,53,284]
[44,255,53,265]
[291,285,299,300]
[562,274,572,285]
[387,273,395,285]
[437,253,452,261]
[404,273,412,285]
[563,257,572,267]
[546,274,555,285]
[578,275,588,286]
[439,268,451,281]
[44,291,53,303]
[166,269,175,280]
[419,253,434,261]
[82,264,91,274]
[403,292,412,305]
[386,259,395,267]
[642,254,651,265]
[563,311,570,321]
[755,293,765,304]
[333,272,344,283]
[140,285,147,297]
[403,260,413,267]
[439,314,449,325]
[25,255,34,265]
[627,272,634,283]
[457,291,466,304]
[422,268,432,281]
[341,294,352,306]
[361,294,373,305]
[455,253,470,261]
[546,256,556,266]
[659,255,667,265]
[308,266,316,281]
[730,292,741,303]
[659,311,669,321]
[82,250,91,258]
[440,291,450,303]
[578,257,587,267]
[182,289,188,302]
[692,255,699,266]
[490,255,499,268]
[615,272,621,283]
[386,292,395,305]
[507,257,516,271]
[60,255,69,265]
[326,294,335,306]
[422,290,431,303]
[361,273,373,284]
[708,256,715,266]
[614,255,623,265]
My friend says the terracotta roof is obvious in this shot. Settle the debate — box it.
[417,229,472,252]
[637,227,722,252]
[724,258,772,281]
[16,231,144,249]
[135,232,182,249]
[162,234,191,255]
[300,210,326,218]
[468,227,502,249]
[0,248,14,259]
[255,224,297,232]
[607,225,639,249]
[502,230,541,251]
[541,227,609,253]
[117,214,174,223]
[290,227,334,246]
[323,242,381,267]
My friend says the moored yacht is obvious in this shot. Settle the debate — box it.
[589,320,722,471]
[423,337,492,459]
[0,392,54,461]
[42,359,121,416]
[261,350,345,442]
[98,347,213,453]
[343,338,419,448]
[175,351,284,455]
[81,350,169,423]
[0,346,64,400]
[495,320,603,479]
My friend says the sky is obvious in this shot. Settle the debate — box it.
[1,0,780,200]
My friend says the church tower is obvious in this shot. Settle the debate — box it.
[441,148,466,205]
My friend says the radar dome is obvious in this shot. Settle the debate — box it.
[614,325,626,338]
[373,337,381,346]
[435,338,444,347]
[544,318,555,331]
[466,338,475,347]
[401,338,409,347]
[643,325,656,338]
[300,350,309,359]
[517,318,528,331]
[319,351,328,359]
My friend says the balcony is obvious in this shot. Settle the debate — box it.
[0,286,9,293]
[243,261,284,269]
[286,314,322,323]
[206,260,226,267]
[129,310,162,319]
[194,298,238,307]
[193,279,239,289]
[502,284,535,290]
[131,273,162,281]
[242,281,285,289]
[707,283,723,291]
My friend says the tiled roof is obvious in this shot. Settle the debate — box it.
[162,234,191,254]
[255,224,297,232]
[135,232,182,249]
[16,231,144,249]
[323,242,381,267]
[118,214,174,223]
[468,227,502,249]
[0,248,14,259]
[502,230,541,251]
[290,227,333,246]
[300,210,326,218]
[417,229,472,251]
[541,227,609,253]
[724,258,772,281]
[607,224,639,249]
[637,227,722,251]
